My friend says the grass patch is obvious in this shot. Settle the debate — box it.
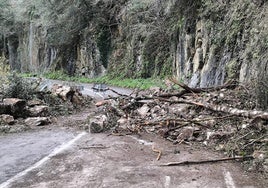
[92,76,165,90]
[22,71,166,90]
[44,71,71,81]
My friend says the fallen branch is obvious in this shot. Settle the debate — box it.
[169,78,237,93]
[242,135,267,149]
[159,155,253,166]
[165,99,268,120]
[152,145,162,161]
[108,88,129,97]
[186,101,268,120]
[140,118,210,129]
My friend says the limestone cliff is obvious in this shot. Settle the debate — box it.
[0,0,267,108]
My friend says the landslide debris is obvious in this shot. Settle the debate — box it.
[0,74,92,134]
[89,78,268,174]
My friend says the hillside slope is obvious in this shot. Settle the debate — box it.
[0,0,267,108]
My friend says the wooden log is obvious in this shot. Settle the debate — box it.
[180,100,268,120]
[159,155,253,166]
[170,78,237,93]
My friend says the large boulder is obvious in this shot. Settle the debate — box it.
[1,98,27,118]
[51,84,74,101]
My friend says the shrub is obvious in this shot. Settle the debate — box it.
[3,73,35,100]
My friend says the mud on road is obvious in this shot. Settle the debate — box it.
[1,128,267,188]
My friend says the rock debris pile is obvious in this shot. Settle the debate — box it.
[90,79,268,173]
[0,78,92,133]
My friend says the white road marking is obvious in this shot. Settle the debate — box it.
[128,136,153,146]
[223,169,236,188]
[164,176,171,188]
[0,132,87,188]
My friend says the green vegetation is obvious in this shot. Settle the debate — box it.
[25,71,166,90]
[96,27,111,69]
[2,73,35,100]
[92,76,165,90]
[0,57,9,86]
[43,71,71,81]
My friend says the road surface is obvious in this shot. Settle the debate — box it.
[36,78,133,99]
[0,131,267,188]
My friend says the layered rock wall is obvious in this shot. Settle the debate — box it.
[1,0,267,95]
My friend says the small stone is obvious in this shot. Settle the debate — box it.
[151,105,161,112]
[176,127,194,142]
[137,104,150,117]
[149,86,161,95]
[3,98,26,106]
[117,117,128,129]
[95,100,109,107]
[253,150,266,161]
[169,96,179,101]
[51,84,73,101]
[241,124,247,129]
[28,105,49,117]
[27,99,43,107]
[215,144,225,151]
[0,114,15,125]
[89,115,107,133]
[90,122,103,133]
[71,94,82,106]
[168,104,190,116]
[25,117,51,126]
[203,119,216,127]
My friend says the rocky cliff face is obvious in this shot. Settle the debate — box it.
[0,0,267,108]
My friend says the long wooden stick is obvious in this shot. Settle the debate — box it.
[159,155,253,166]
[185,101,268,120]
[169,77,237,93]
[107,88,129,97]
[152,145,162,161]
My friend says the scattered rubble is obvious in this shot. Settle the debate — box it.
[90,78,268,173]
[0,78,93,134]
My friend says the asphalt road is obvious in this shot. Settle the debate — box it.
[0,132,267,188]
[0,128,78,185]
[0,79,267,188]
[36,78,133,99]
